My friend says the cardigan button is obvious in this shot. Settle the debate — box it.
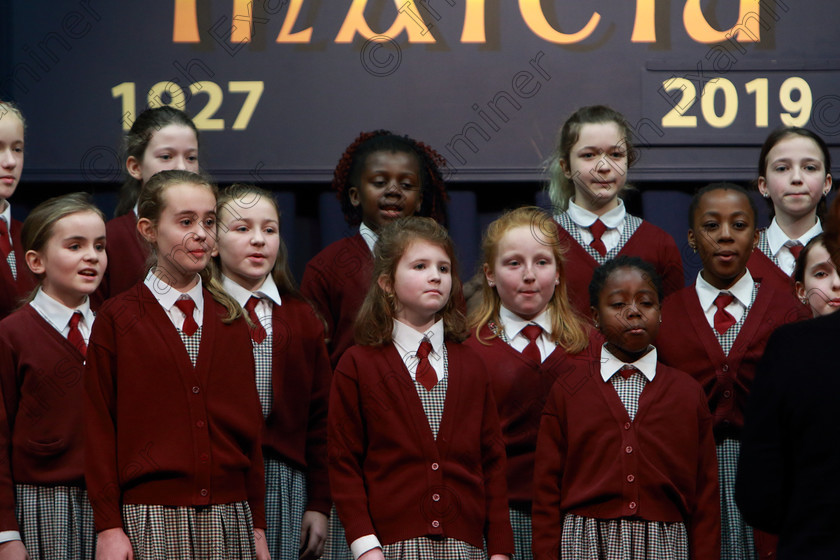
[200,453,209,462]
[431,462,439,471]
[623,422,631,430]
[200,489,208,497]
[723,390,732,398]
[629,501,637,510]
[431,520,440,528]
[626,474,635,483]
[196,420,205,428]
[192,386,200,394]
[432,493,441,502]
[722,364,729,372]
[625,446,633,454]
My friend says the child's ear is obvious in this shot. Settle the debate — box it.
[757,176,767,198]
[348,186,361,208]
[795,281,807,304]
[752,228,760,249]
[686,228,697,253]
[377,273,392,294]
[126,156,143,181]
[591,306,600,328]
[483,263,495,287]
[25,250,45,276]
[824,173,832,196]
[559,158,571,179]
[136,217,156,243]
[414,191,423,214]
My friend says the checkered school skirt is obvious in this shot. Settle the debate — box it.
[321,504,353,560]
[121,501,255,559]
[265,458,306,560]
[510,505,533,560]
[561,513,688,559]
[15,484,95,560]
[718,439,755,559]
[382,537,484,560]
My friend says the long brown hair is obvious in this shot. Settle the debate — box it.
[137,170,240,323]
[355,217,467,346]
[468,206,589,353]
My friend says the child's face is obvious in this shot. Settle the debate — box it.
[217,195,280,292]
[127,124,199,185]
[485,225,559,321]
[349,150,422,232]
[592,267,660,363]
[0,113,24,204]
[140,183,216,291]
[382,239,452,331]
[561,122,627,213]
[26,211,106,309]
[795,241,840,317]
[758,134,831,221]
[688,189,759,290]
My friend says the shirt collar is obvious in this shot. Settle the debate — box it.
[567,197,626,229]
[0,201,11,228]
[360,223,378,253]
[31,287,94,330]
[499,305,551,338]
[766,217,823,254]
[600,344,657,382]
[392,318,445,355]
[222,274,282,307]
[695,268,754,311]
[144,270,204,312]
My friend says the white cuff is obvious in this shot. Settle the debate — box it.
[0,530,21,544]
[350,534,382,559]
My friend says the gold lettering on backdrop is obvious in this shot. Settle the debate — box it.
[277,0,313,42]
[683,0,761,43]
[518,0,600,44]
[461,0,486,43]
[232,0,251,43]
[173,0,199,42]
[335,0,435,43]
[631,0,655,42]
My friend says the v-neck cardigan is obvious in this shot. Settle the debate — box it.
[97,212,149,303]
[0,305,88,532]
[328,341,514,556]
[531,356,720,560]
[84,282,265,532]
[657,279,803,440]
[464,325,594,506]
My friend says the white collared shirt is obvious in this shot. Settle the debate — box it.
[765,217,822,276]
[695,269,754,329]
[144,271,204,331]
[600,344,657,383]
[29,288,95,343]
[498,306,552,363]
[222,274,282,336]
[566,198,626,252]
[349,318,446,559]
[359,223,378,253]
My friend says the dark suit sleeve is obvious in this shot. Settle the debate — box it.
[735,328,787,534]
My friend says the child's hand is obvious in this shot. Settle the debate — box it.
[254,528,270,560]
[0,540,29,560]
[298,510,327,559]
[358,547,385,560]
[95,528,134,560]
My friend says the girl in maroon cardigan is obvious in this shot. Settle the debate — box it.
[0,193,106,559]
[97,107,200,303]
[466,206,590,560]
[532,256,719,560]
[0,101,37,320]
[328,217,514,560]
[658,183,804,560]
[215,184,330,560]
[85,170,268,560]
[545,105,683,319]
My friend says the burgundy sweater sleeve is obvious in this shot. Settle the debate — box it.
[304,316,331,514]
[327,355,376,543]
[689,385,721,559]
[84,310,123,532]
[479,369,515,557]
[0,331,19,532]
[531,385,566,560]
[300,262,334,350]
[659,229,685,297]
